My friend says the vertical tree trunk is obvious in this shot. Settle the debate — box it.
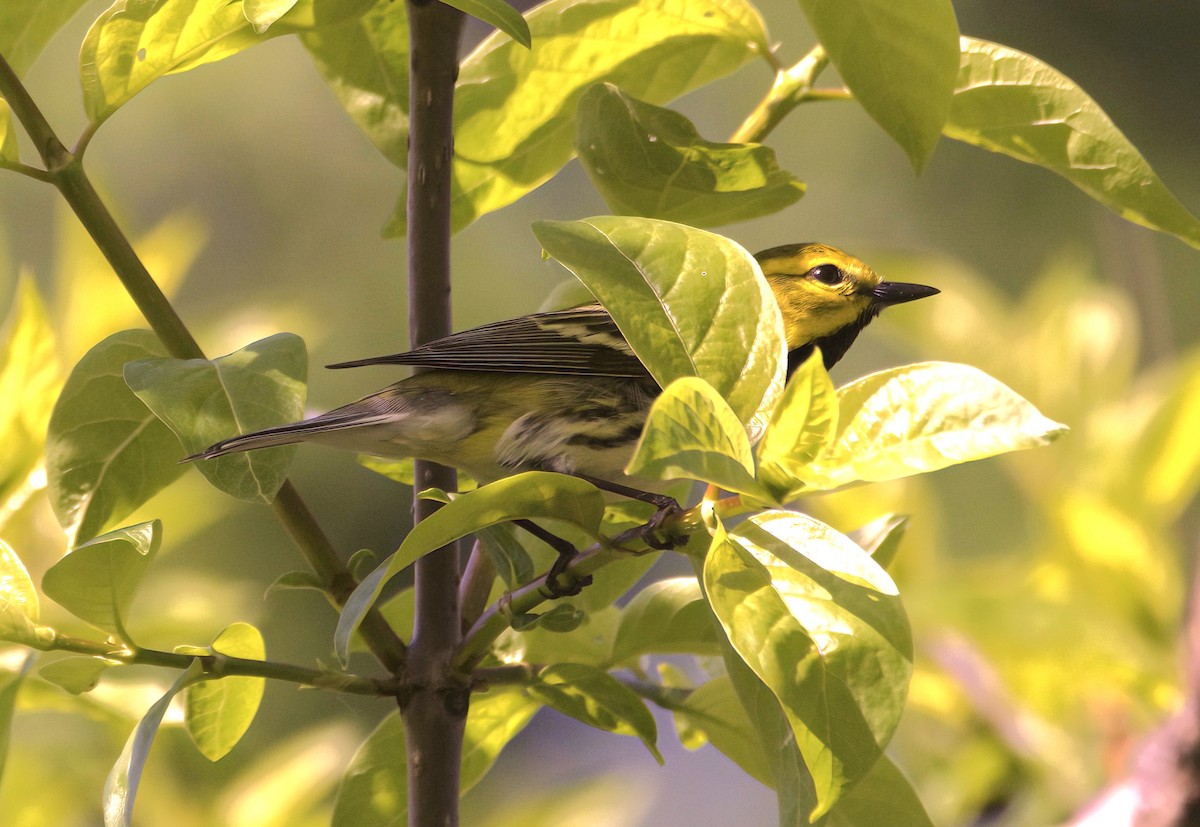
[403,2,468,825]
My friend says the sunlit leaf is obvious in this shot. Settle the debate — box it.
[387,0,769,233]
[529,663,662,763]
[800,362,1067,492]
[334,472,604,664]
[41,520,161,638]
[0,538,38,624]
[576,84,804,226]
[302,0,409,165]
[80,0,374,125]
[704,512,912,818]
[103,662,201,827]
[825,754,934,827]
[533,216,785,436]
[442,0,529,48]
[46,330,184,545]
[184,622,265,761]
[0,276,60,508]
[124,333,307,504]
[756,348,838,499]
[39,656,115,695]
[611,577,719,664]
[1125,352,1200,519]
[799,0,959,171]
[494,606,619,668]
[244,0,301,32]
[847,514,909,571]
[0,104,14,164]
[947,38,1200,250]
[627,377,768,499]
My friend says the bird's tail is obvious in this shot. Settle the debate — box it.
[184,419,340,461]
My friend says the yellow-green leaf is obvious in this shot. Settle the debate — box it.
[184,622,265,761]
[947,38,1200,250]
[755,348,838,499]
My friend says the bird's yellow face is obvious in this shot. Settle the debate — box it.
[756,243,883,351]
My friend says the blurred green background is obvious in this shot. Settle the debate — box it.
[1,1,1198,825]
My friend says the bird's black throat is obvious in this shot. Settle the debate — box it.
[785,306,881,377]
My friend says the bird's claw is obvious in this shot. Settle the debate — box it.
[640,498,687,550]
[545,552,592,598]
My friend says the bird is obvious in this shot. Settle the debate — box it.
[189,242,938,489]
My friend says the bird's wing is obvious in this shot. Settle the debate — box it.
[327,305,650,378]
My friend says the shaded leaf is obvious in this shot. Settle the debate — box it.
[494,606,619,668]
[801,362,1067,492]
[704,512,912,818]
[530,663,662,763]
[46,330,184,545]
[799,0,959,171]
[825,755,934,827]
[244,0,301,32]
[391,0,769,233]
[335,472,604,664]
[627,377,767,498]
[103,662,201,827]
[184,622,265,761]
[533,216,785,436]
[577,83,804,225]
[611,577,720,663]
[947,38,1200,250]
[0,656,34,783]
[39,656,115,695]
[125,333,307,504]
[42,520,161,638]
[847,514,909,571]
[674,675,773,787]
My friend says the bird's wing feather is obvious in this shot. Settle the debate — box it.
[327,305,649,377]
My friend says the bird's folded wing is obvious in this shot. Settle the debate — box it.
[326,305,650,377]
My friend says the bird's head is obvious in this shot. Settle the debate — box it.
[755,242,939,365]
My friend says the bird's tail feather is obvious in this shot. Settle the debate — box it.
[185,418,350,461]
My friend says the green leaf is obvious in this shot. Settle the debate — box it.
[0,538,38,624]
[529,663,662,763]
[390,0,769,234]
[611,577,720,663]
[46,330,185,545]
[332,691,540,825]
[1124,354,1200,519]
[627,377,768,499]
[801,362,1067,492]
[674,676,773,787]
[824,755,934,827]
[334,472,605,664]
[847,514,908,571]
[533,216,785,436]
[124,333,307,504]
[80,0,374,125]
[704,512,912,818]
[0,656,33,783]
[42,520,161,638]
[0,0,92,162]
[39,656,115,695]
[184,622,265,761]
[103,661,202,827]
[244,0,301,32]
[947,38,1200,250]
[576,83,804,226]
[756,349,838,499]
[442,0,529,48]
[476,523,535,588]
[302,0,409,165]
[799,0,959,171]
[494,606,619,668]
[0,276,60,508]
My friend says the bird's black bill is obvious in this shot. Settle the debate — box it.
[873,281,940,306]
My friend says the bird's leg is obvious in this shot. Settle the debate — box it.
[513,519,592,598]
[572,474,687,551]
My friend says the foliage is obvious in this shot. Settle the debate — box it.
[0,1,1197,826]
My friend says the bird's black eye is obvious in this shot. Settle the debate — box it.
[808,264,844,285]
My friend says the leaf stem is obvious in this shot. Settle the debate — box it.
[459,539,496,634]
[0,50,407,672]
[729,46,831,144]
[33,633,400,696]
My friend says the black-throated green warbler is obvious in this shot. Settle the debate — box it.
[192,243,937,485]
